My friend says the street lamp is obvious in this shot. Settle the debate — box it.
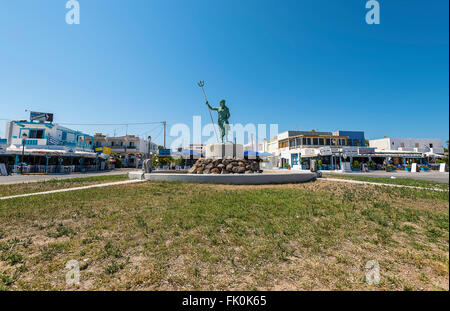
[21,132,28,174]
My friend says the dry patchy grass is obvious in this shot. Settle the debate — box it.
[0,180,448,291]
[0,174,129,197]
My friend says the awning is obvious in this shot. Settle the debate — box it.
[424,152,446,158]
[5,147,98,158]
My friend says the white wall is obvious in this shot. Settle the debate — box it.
[244,140,268,152]
[267,140,279,155]
[8,122,54,146]
[6,121,94,152]
[370,137,444,154]
[369,138,391,150]
[277,131,290,141]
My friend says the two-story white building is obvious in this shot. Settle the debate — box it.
[93,133,157,167]
[5,121,94,152]
[2,120,104,173]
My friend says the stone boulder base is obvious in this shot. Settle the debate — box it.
[188,158,262,174]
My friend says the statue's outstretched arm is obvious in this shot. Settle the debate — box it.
[206,101,219,111]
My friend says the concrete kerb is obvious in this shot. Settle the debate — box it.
[129,171,318,185]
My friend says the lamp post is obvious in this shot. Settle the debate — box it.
[147,136,152,159]
[21,133,28,174]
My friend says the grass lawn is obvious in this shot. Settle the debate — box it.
[0,180,448,291]
[323,173,449,191]
[0,174,129,197]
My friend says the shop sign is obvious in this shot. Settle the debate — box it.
[320,147,332,156]
[358,147,375,155]
[158,149,171,156]
[342,147,358,157]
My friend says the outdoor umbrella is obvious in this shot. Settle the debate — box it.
[173,149,202,158]
[258,152,273,157]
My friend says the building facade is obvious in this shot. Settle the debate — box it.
[188,144,206,155]
[0,139,6,153]
[333,131,366,147]
[93,133,157,167]
[266,129,431,170]
[369,137,444,155]
[1,120,104,174]
[243,139,268,153]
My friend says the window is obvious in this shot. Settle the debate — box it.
[429,143,433,148]
[290,140,295,147]
[319,138,324,145]
[351,139,361,146]
[415,143,419,148]
[61,132,67,141]
[279,141,288,148]
[291,153,299,165]
[313,138,319,145]
[28,129,44,139]
[326,139,331,145]
[296,138,301,146]
[400,143,405,147]
[340,139,346,146]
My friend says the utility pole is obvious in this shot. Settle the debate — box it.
[20,133,28,174]
[147,136,151,159]
[124,124,128,167]
[163,121,167,149]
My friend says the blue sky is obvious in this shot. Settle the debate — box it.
[0,0,448,146]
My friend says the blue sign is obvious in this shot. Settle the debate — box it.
[158,149,171,156]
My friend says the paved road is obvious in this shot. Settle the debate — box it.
[322,170,449,183]
[0,169,134,185]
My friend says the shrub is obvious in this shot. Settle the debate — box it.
[112,155,122,168]
[317,159,323,168]
[351,160,360,169]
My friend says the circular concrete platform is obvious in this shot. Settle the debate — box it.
[129,171,317,185]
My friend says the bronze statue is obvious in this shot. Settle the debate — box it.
[198,81,231,143]
[206,100,230,143]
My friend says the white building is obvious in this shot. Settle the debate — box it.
[243,139,268,153]
[369,137,444,155]
[93,133,157,167]
[188,144,206,155]
[5,120,95,154]
[2,120,104,174]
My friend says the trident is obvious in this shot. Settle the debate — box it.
[198,80,220,143]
